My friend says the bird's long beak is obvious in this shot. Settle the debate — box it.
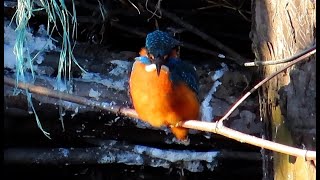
[154,57,164,76]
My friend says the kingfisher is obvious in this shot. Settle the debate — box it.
[129,30,200,140]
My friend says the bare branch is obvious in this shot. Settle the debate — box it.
[244,45,316,66]
[182,120,316,161]
[3,76,139,119]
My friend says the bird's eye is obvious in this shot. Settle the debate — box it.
[149,54,155,61]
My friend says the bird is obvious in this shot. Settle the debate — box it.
[129,30,200,140]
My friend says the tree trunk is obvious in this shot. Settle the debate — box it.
[250,0,316,179]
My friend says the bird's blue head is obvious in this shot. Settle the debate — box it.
[145,30,180,75]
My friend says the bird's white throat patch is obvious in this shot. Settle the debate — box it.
[145,64,169,73]
[145,64,156,72]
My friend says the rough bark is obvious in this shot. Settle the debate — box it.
[250,0,316,179]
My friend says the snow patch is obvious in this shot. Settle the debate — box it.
[98,152,143,166]
[89,88,101,100]
[109,60,131,76]
[201,63,229,121]
[80,72,127,91]
[36,54,45,64]
[101,101,117,107]
[117,152,144,165]
[99,153,116,164]
[4,22,56,70]
[218,54,226,59]
[100,78,126,90]
[58,148,70,157]
[201,81,222,121]
[4,44,16,69]
[212,63,228,81]
[79,60,131,91]
[134,145,218,172]
[134,146,218,163]
[133,118,152,129]
[50,78,68,92]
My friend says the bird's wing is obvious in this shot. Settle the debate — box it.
[166,58,199,94]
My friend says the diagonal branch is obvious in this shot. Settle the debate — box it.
[4,75,316,160]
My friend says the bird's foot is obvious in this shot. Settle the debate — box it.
[169,122,182,128]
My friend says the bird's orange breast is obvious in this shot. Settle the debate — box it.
[129,61,200,140]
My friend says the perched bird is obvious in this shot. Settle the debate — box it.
[129,30,200,140]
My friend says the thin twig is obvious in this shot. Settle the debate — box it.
[127,0,141,14]
[145,1,248,65]
[244,45,316,66]
[145,0,162,20]
[218,44,316,124]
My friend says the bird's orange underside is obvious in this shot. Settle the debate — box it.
[129,61,200,140]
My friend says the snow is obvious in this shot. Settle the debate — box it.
[99,153,116,163]
[108,60,131,76]
[79,60,131,91]
[4,22,56,70]
[36,54,45,64]
[4,44,16,69]
[133,118,152,129]
[89,88,101,100]
[133,145,218,172]
[80,71,127,91]
[101,101,117,107]
[97,140,220,172]
[116,152,144,165]
[61,100,84,111]
[29,24,56,52]
[58,148,70,157]
[218,54,226,59]
[134,146,218,163]
[81,72,100,80]
[200,81,222,122]
[45,76,68,92]
[99,152,144,165]
[4,23,18,69]
[200,63,229,122]
[211,63,228,81]
[100,78,126,90]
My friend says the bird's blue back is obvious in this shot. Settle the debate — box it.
[165,58,199,95]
